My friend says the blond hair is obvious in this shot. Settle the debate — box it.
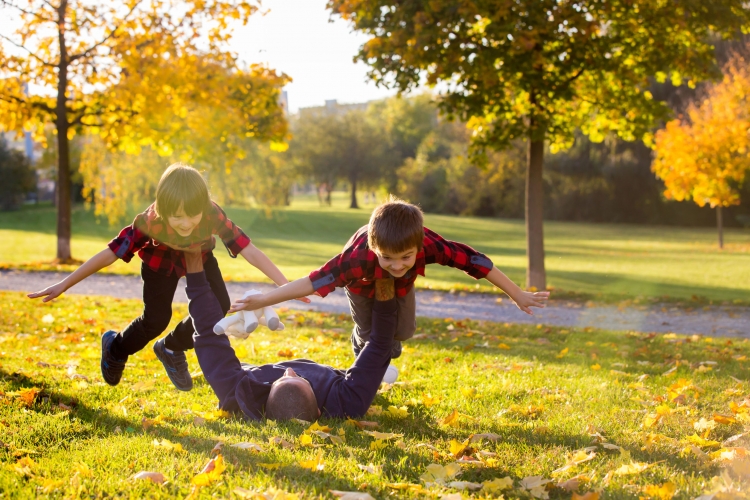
[367,196,424,253]
[154,163,211,218]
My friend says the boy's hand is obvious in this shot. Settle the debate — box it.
[509,290,550,315]
[28,282,68,302]
[229,294,266,313]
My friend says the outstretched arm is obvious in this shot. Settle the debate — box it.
[27,248,118,302]
[484,266,549,315]
[229,276,315,313]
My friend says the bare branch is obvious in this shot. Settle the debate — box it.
[0,0,56,22]
[566,67,586,84]
[69,0,144,62]
[0,92,56,114]
[0,33,57,67]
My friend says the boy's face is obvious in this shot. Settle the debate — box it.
[167,204,203,237]
[375,246,418,278]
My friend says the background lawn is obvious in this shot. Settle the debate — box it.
[0,291,748,498]
[1,193,749,303]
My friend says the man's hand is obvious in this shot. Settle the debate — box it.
[374,278,395,301]
[184,248,204,274]
[509,290,550,315]
[28,281,68,302]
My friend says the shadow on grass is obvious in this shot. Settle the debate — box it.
[0,367,225,460]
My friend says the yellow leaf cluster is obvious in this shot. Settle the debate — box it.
[653,54,750,210]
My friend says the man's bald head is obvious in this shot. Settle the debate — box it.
[265,368,319,421]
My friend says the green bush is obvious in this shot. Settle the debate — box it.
[0,137,35,211]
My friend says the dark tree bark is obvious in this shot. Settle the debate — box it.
[526,136,546,290]
[55,0,72,262]
[717,205,724,249]
[349,174,359,209]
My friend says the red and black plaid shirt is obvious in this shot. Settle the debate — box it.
[308,225,493,299]
[108,202,251,277]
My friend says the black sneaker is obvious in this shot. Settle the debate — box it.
[153,338,193,391]
[101,330,127,386]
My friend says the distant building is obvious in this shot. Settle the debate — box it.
[298,99,370,119]
[279,90,289,116]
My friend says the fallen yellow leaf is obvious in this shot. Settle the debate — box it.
[362,430,403,440]
[298,451,325,471]
[573,493,600,500]
[614,461,653,475]
[439,409,460,427]
[421,393,441,407]
[482,477,514,493]
[191,454,225,486]
[641,481,676,500]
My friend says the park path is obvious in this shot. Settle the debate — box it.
[1,269,748,337]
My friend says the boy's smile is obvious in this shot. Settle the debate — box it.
[375,246,418,278]
[167,204,203,237]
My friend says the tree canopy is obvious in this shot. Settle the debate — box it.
[328,0,750,288]
[653,52,750,248]
[0,0,287,260]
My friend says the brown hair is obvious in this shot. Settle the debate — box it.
[367,195,424,253]
[265,382,319,421]
[154,163,211,218]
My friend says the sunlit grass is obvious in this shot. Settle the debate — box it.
[1,194,749,303]
[1,291,749,498]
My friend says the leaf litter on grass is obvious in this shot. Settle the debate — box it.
[4,292,750,497]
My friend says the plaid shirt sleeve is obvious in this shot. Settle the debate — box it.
[210,203,251,257]
[307,253,352,298]
[423,227,494,279]
[308,227,368,298]
[107,213,151,263]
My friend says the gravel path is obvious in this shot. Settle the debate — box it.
[2,269,748,337]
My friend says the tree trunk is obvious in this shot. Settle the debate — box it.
[717,205,724,250]
[55,0,72,262]
[526,137,546,290]
[349,175,359,209]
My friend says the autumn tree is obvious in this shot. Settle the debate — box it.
[78,60,289,224]
[653,54,750,249]
[328,0,750,289]
[0,0,284,262]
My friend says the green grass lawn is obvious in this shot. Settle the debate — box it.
[1,291,749,499]
[1,194,749,304]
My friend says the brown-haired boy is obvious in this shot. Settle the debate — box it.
[231,197,549,374]
[29,163,305,391]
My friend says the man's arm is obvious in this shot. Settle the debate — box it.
[325,279,398,418]
[184,252,264,417]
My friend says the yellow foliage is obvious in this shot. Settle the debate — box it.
[653,54,750,211]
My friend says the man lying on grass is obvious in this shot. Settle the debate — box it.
[182,249,398,421]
